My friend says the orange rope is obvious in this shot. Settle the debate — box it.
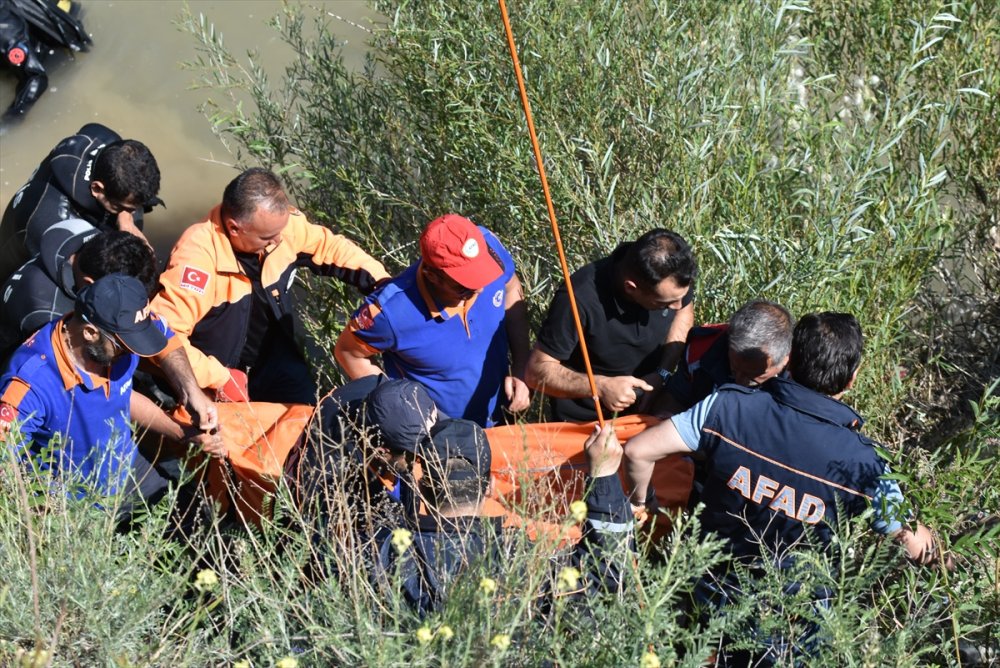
[497,0,605,426]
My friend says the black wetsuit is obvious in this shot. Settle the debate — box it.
[0,222,95,361]
[0,123,143,283]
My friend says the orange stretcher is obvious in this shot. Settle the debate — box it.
[174,404,693,533]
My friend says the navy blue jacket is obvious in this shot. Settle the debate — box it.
[698,377,889,563]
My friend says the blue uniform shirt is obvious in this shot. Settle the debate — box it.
[349,228,515,426]
[1,316,172,497]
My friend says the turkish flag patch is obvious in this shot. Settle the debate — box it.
[353,304,376,331]
[180,266,210,294]
[0,402,17,428]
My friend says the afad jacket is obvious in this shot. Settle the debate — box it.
[151,205,388,390]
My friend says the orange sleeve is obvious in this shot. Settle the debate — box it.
[286,212,389,293]
[150,225,232,390]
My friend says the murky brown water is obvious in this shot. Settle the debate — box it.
[0,0,372,261]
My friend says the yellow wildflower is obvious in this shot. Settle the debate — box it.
[194,568,219,592]
[275,658,299,668]
[415,626,434,645]
[437,625,455,641]
[479,577,498,596]
[639,650,661,668]
[233,661,251,668]
[16,647,51,668]
[391,528,414,554]
[490,634,511,651]
[569,500,588,523]
[557,566,581,592]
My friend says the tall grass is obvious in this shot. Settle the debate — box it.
[1,0,997,665]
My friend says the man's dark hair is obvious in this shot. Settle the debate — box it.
[789,312,863,395]
[75,231,158,296]
[419,457,488,510]
[92,140,160,205]
[729,300,794,363]
[621,229,696,289]
[221,167,289,223]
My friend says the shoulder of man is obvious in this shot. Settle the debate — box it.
[0,353,50,433]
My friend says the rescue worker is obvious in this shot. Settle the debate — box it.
[371,419,635,616]
[0,123,160,282]
[335,214,531,427]
[525,228,696,422]
[0,220,156,361]
[152,167,388,404]
[624,311,943,663]
[661,300,794,414]
[0,274,222,506]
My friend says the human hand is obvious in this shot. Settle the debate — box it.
[583,423,623,478]
[183,426,226,459]
[185,389,219,433]
[216,368,249,403]
[596,376,655,413]
[504,375,530,412]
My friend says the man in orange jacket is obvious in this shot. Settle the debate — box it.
[152,168,389,404]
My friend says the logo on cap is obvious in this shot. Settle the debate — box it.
[180,266,210,294]
[461,239,479,258]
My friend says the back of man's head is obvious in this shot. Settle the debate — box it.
[788,312,863,396]
[221,167,289,223]
[419,419,490,513]
[621,229,696,290]
[76,231,158,296]
[92,140,160,206]
[729,300,793,364]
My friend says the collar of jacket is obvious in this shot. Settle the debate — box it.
[207,205,245,274]
[762,375,865,431]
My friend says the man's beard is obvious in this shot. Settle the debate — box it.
[84,340,115,365]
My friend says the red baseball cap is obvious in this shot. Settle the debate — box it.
[419,214,504,290]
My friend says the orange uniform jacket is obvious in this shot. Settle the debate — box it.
[151,205,388,390]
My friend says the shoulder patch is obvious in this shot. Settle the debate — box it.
[179,266,210,294]
[353,303,378,331]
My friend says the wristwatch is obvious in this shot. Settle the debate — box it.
[655,367,672,387]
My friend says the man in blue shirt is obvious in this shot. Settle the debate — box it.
[335,214,530,427]
[0,274,222,499]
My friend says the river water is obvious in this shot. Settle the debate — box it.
[0,0,372,261]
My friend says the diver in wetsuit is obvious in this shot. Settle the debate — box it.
[0,123,162,283]
[0,0,90,119]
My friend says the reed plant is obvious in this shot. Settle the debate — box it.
[1,0,997,665]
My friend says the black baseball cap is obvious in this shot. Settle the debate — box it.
[75,273,167,357]
[419,418,491,486]
[365,379,441,454]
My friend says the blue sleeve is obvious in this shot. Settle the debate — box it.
[1,384,46,457]
[870,465,907,535]
[669,391,719,452]
[350,296,398,353]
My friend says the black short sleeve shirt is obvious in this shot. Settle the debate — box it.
[535,243,693,422]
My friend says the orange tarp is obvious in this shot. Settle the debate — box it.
[483,415,693,541]
[175,405,693,533]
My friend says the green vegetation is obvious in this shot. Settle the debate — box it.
[2,0,997,665]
